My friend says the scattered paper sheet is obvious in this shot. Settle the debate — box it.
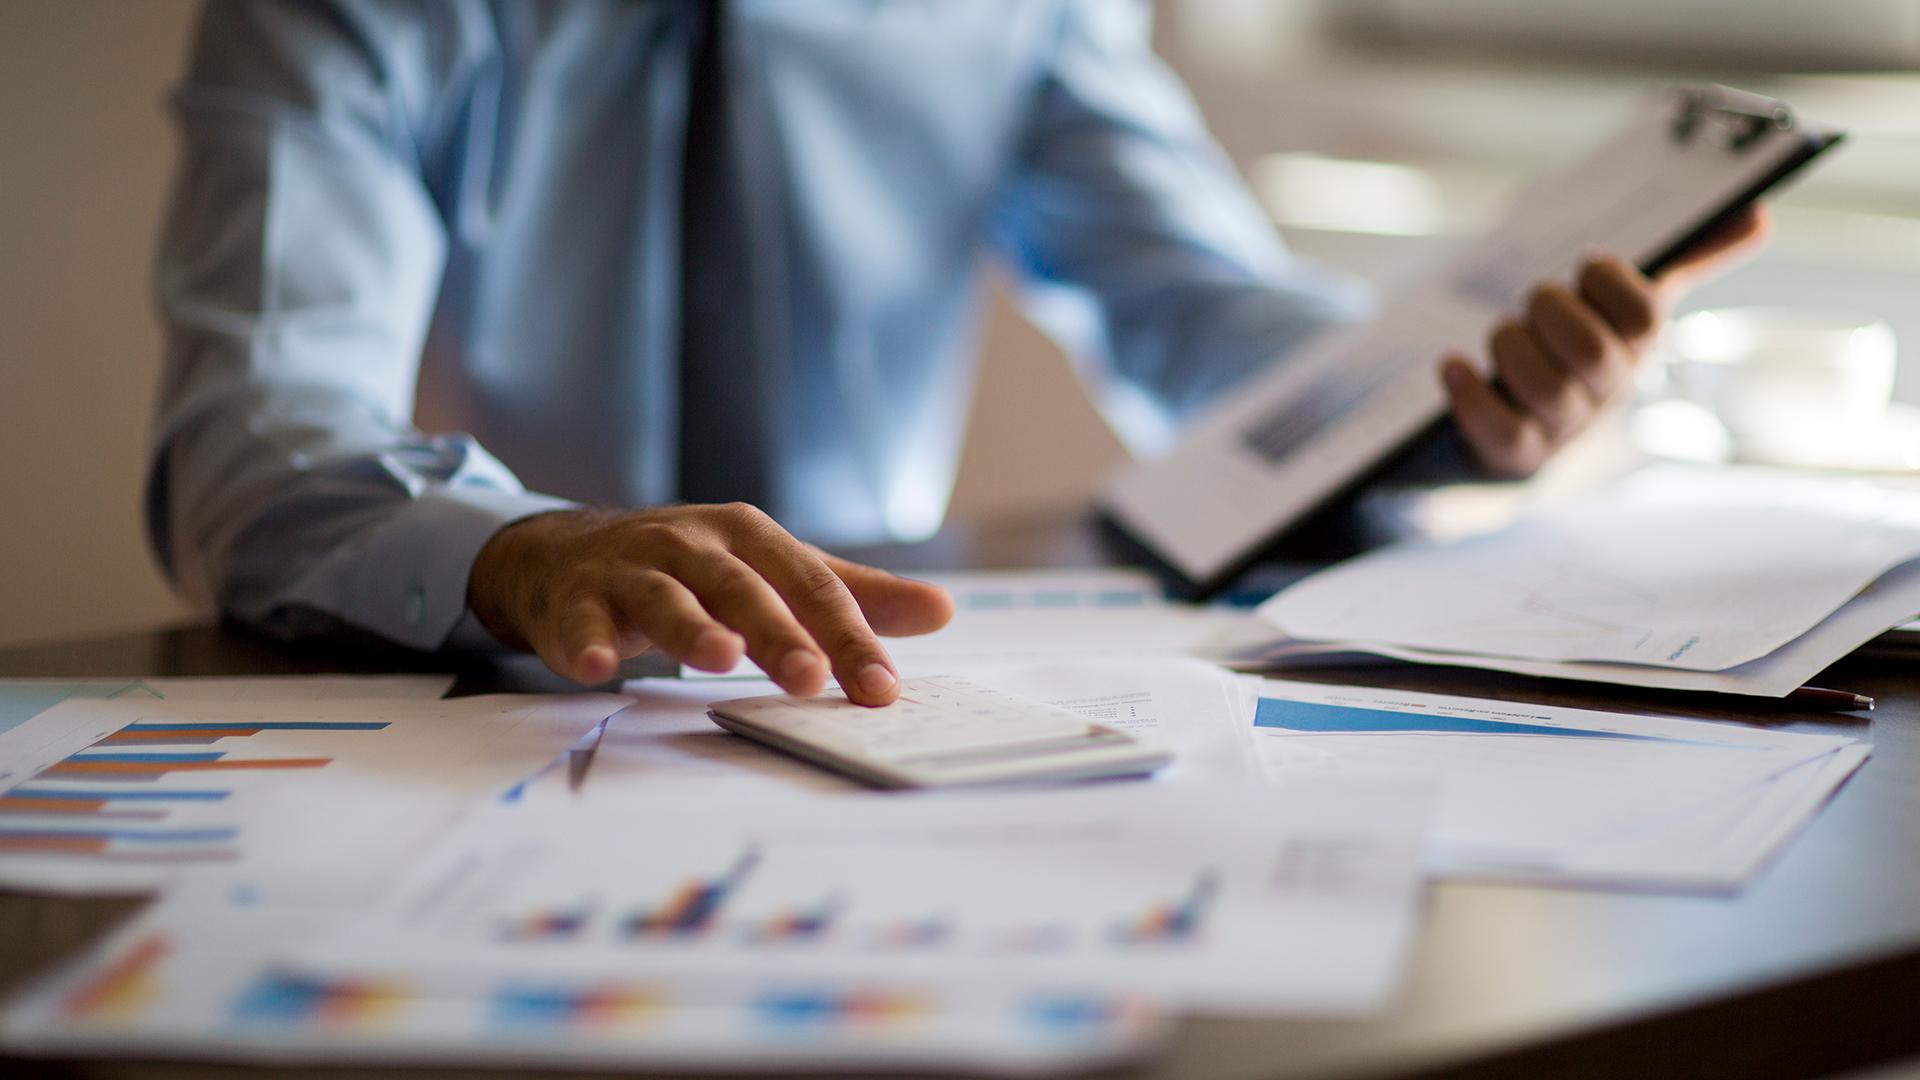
[292,781,1432,1015]
[1249,679,1868,890]
[0,694,625,897]
[1286,556,1920,697]
[0,891,1165,1075]
[1260,474,1920,671]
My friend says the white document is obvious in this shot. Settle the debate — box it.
[1258,472,1920,671]
[0,675,454,737]
[953,660,1262,787]
[588,659,1262,806]
[0,694,625,897]
[1248,679,1867,890]
[1104,90,1840,590]
[1286,554,1920,697]
[687,569,1262,681]
[0,893,1164,1075]
[294,781,1432,1015]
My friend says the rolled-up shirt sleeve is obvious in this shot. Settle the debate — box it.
[146,0,570,652]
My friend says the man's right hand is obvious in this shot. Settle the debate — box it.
[466,505,955,705]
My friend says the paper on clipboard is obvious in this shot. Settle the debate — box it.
[1102,86,1843,595]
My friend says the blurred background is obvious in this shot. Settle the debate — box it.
[3,0,1919,648]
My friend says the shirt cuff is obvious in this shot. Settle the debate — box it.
[345,487,578,652]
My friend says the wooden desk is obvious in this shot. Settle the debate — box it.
[3,515,1918,1080]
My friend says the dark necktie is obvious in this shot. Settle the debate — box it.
[677,1,767,507]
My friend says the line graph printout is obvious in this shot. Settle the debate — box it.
[295,782,1431,1015]
[1258,475,1920,671]
[0,895,1166,1074]
[0,694,626,897]
[1250,680,1865,890]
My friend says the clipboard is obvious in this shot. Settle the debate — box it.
[1099,85,1845,599]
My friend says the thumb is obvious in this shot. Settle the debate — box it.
[815,550,955,637]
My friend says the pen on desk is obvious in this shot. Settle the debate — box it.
[1785,686,1874,712]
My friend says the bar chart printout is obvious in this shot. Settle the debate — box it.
[0,717,385,864]
[622,849,760,940]
[1,898,1169,1072]
[297,783,1432,1014]
[0,694,630,896]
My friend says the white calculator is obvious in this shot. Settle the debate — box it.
[707,676,1174,789]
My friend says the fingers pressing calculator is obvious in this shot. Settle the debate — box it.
[707,676,1173,789]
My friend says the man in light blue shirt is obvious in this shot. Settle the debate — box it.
[148,1,1762,704]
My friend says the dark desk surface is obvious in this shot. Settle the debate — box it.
[3,515,1918,1080]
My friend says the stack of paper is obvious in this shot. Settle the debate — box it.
[1251,466,1920,696]
[0,592,1882,1073]
[0,665,1428,1073]
[1249,679,1869,890]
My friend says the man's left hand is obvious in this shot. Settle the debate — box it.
[1440,205,1772,476]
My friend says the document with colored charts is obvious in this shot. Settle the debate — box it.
[1249,679,1868,890]
[291,781,1432,1015]
[0,891,1166,1074]
[0,693,627,898]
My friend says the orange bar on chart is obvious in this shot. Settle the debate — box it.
[0,796,108,813]
[0,835,111,854]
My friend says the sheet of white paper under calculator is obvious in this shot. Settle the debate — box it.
[706,675,1174,788]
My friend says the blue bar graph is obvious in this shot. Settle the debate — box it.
[0,827,239,842]
[3,788,230,802]
[1254,698,1726,745]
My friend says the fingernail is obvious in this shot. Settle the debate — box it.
[780,649,822,683]
[857,663,897,698]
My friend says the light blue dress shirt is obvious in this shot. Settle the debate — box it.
[147,0,1374,653]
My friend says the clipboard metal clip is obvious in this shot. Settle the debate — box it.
[1671,85,1795,150]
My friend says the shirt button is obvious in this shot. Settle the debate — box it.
[404,586,426,623]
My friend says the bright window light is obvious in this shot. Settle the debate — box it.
[1251,153,1446,236]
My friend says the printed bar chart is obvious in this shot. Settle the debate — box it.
[504,903,597,943]
[621,850,759,940]
[230,973,407,1027]
[748,895,842,944]
[753,988,928,1029]
[0,795,168,820]
[38,752,331,781]
[59,934,169,1020]
[1253,698,1724,744]
[870,915,954,950]
[490,983,666,1029]
[99,721,388,746]
[1114,873,1217,945]
[0,827,240,861]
